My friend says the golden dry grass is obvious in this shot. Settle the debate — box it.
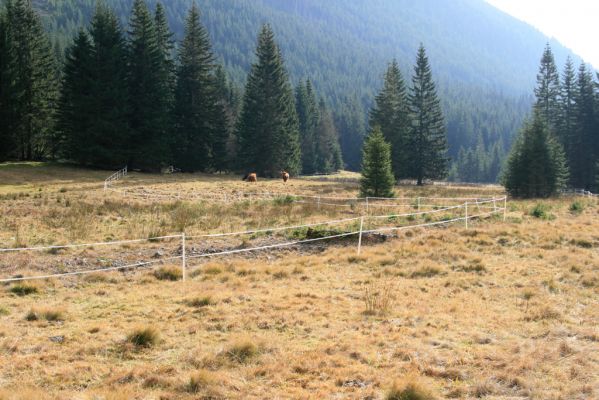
[0,164,597,399]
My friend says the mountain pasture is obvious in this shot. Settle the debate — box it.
[0,164,597,399]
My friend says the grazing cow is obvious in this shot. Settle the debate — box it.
[242,173,257,182]
[281,171,290,183]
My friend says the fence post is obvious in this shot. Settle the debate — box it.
[417,197,421,211]
[181,232,186,282]
[366,197,369,213]
[357,216,364,255]
[503,196,507,222]
[493,198,497,212]
[317,196,321,210]
[465,202,468,229]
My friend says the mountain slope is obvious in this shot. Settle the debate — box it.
[18,0,586,179]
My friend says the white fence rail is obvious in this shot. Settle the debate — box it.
[561,188,598,198]
[0,196,507,283]
[103,166,128,190]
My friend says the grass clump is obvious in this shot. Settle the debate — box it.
[9,282,38,296]
[364,281,395,316]
[225,339,259,363]
[186,370,215,393]
[273,195,296,206]
[410,266,443,278]
[386,377,437,400]
[186,296,214,308]
[569,201,584,214]
[127,326,159,348]
[530,203,554,220]
[153,266,182,281]
[25,307,65,322]
[0,306,10,316]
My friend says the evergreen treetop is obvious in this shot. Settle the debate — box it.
[359,127,395,198]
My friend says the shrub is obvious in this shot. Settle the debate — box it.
[127,327,159,348]
[0,306,9,316]
[153,266,182,281]
[225,340,258,363]
[530,203,553,219]
[386,378,437,400]
[9,283,38,296]
[569,201,584,214]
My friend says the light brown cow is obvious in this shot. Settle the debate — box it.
[243,173,257,182]
[281,171,290,183]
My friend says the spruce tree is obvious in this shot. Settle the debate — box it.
[359,127,395,198]
[86,4,129,168]
[237,24,300,176]
[534,44,560,130]
[336,95,366,171]
[571,63,596,189]
[370,59,410,178]
[127,0,170,171]
[503,112,568,198]
[2,0,58,161]
[0,9,10,161]
[57,29,94,164]
[407,45,448,185]
[557,56,576,157]
[154,2,175,105]
[173,3,220,172]
[295,79,319,174]
[314,99,343,173]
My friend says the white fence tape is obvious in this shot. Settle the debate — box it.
[1,172,507,283]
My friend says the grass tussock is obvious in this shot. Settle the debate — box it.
[9,282,39,296]
[569,201,584,214]
[386,376,438,400]
[185,370,215,393]
[127,326,159,348]
[530,203,554,220]
[363,281,395,316]
[25,307,65,322]
[225,339,260,363]
[186,296,214,308]
[153,266,182,281]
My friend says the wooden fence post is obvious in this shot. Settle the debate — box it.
[181,233,186,282]
[465,202,469,229]
[357,216,364,255]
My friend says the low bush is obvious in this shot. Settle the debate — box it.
[186,296,214,308]
[569,201,584,214]
[25,307,65,322]
[530,203,554,220]
[386,377,437,400]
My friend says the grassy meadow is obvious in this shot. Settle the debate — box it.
[0,163,597,399]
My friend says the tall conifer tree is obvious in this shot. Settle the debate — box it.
[314,99,343,173]
[127,0,170,171]
[503,111,568,198]
[406,45,448,185]
[237,24,300,176]
[295,79,319,174]
[89,4,129,168]
[557,57,576,160]
[571,63,597,189]
[173,3,219,172]
[534,44,560,130]
[370,59,410,178]
[1,0,58,161]
[57,29,93,164]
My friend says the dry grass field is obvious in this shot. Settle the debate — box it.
[0,163,597,400]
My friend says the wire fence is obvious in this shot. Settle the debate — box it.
[0,196,507,283]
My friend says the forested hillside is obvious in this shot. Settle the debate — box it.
[8,0,588,180]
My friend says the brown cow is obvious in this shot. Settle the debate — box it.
[242,173,257,182]
[281,171,290,183]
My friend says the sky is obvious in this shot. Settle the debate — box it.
[486,0,599,69]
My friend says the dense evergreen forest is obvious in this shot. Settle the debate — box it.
[1,0,595,184]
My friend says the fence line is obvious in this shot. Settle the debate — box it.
[0,256,182,283]
[561,188,598,198]
[1,197,506,283]
[103,166,128,190]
